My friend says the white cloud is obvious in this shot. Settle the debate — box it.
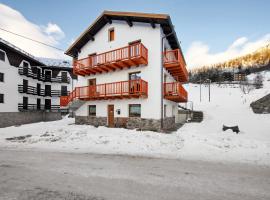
[185,34,270,70]
[0,3,67,59]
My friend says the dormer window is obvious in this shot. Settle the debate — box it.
[23,61,29,68]
[109,28,115,42]
[0,50,5,62]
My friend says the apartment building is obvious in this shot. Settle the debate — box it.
[60,11,188,131]
[0,38,77,128]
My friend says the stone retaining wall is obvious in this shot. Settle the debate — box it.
[250,94,270,114]
[75,116,176,132]
[0,112,62,128]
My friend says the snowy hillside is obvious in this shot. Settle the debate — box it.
[0,72,269,165]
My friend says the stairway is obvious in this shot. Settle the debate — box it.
[190,111,203,122]
[250,93,270,114]
[68,99,85,112]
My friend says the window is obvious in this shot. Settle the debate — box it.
[23,61,29,67]
[108,28,115,42]
[129,71,141,80]
[0,73,4,82]
[0,94,4,103]
[0,50,5,62]
[88,105,96,116]
[129,104,141,117]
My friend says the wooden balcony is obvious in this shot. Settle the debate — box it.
[163,49,188,82]
[60,79,148,107]
[73,43,148,76]
[164,82,188,102]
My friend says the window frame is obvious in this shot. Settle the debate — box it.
[108,28,115,42]
[88,105,96,116]
[0,93,4,103]
[129,104,141,117]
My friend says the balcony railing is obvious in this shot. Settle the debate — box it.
[18,85,69,97]
[18,67,70,83]
[18,103,68,112]
[60,79,148,107]
[164,82,188,102]
[163,49,188,82]
[73,43,148,76]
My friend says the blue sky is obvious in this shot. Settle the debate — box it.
[0,0,269,68]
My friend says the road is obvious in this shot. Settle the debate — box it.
[0,149,269,200]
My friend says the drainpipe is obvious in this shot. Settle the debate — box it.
[161,31,175,130]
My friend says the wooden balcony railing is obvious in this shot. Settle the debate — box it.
[163,49,188,82]
[18,103,68,113]
[164,82,188,102]
[73,43,148,76]
[60,79,148,107]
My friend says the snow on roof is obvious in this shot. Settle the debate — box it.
[38,57,72,68]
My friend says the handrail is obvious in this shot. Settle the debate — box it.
[164,82,188,100]
[60,79,148,106]
[73,43,148,71]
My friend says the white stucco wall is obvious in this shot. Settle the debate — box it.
[75,20,178,119]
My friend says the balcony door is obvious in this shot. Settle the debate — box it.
[129,71,141,94]
[88,78,96,97]
[45,70,51,82]
[37,98,41,110]
[37,83,41,96]
[23,79,28,93]
[23,96,28,110]
[45,85,51,96]
[45,99,51,110]
[61,72,68,83]
[37,68,42,80]
[23,62,29,76]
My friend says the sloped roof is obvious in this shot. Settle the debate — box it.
[66,11,182,58]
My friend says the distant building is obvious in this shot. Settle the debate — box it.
[0,38,77,128]
[60,11,188,131]
[234,72,246,82]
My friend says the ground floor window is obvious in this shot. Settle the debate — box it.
[129,104,141,117]
[0,93,4,103]
[88,105,96,116]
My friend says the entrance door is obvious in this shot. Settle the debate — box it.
[45,99,51,110]
[107,105,114,127]
[88,78,96,97]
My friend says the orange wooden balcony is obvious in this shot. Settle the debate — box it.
[164,82,188,102]
[73,43,148,76]
[163,49,188,82]
[60,79,148,107]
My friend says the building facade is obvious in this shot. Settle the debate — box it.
[0,38,77,128]
[61,11,188,132]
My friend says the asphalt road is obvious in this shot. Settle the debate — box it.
[0,149,269,200]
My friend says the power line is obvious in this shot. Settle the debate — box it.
[0,27,64,52]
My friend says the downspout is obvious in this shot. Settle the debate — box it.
[161,31,175,130]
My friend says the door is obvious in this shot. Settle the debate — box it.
[37,98,41,110]
[37,68,41,80]
[61,85,68,96]
[107,105,114,127]
[45,85,51,96]
[129,72,141,94]
[45,71,51,82]
[45,99,51,110]
[88,78,96,97]
[23,62,29,75]
[37,83,41,96]
[23,96,28,110]
[61,72,68,83]
[23,79,28,93]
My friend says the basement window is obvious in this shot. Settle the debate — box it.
[88,105,96,116]
[129,104,141,117]
[108,28,115,42]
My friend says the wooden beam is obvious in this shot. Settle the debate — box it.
[104,16,112,24]
[86,33,95,41]
[125,17,133,27]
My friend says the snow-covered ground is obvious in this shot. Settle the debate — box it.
[0,72,270,165]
